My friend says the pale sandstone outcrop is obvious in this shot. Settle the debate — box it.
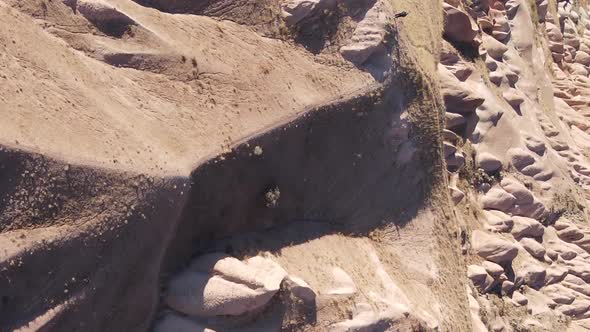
[520,237,547,260]
[165,253,288,317]
[340,1,392,64]
[482,210,514,232]
[477,152,503,173]
[472,230,519,263]
[511,216,545,238]
[481,187,517,211]
[443,3,479,44]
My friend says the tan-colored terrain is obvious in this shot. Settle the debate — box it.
[5,0,590,331]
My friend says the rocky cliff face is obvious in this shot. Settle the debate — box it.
[440,0,590,330]
[2,0,590,331]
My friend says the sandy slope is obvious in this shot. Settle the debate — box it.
[0,0,373,176]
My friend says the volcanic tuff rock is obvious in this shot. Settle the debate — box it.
[7,0,590,330]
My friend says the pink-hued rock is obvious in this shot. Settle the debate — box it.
[439,65,485,113]
[482,210,514,233]
[281,0,321,25]
[165,253,287,317]
[508,148,536,170]
[482,187,517,211]
[443,3,479,44]
[340,1,391,64]
[511,216,544,238]
[500,178,534,205]
[512,291,528,306]
[477,152,503,173]
[482,33,509,60]
[545,265,568,285]
[482,261,505,278]
[542,284,575,304]
[468,265,495,291]
[520,238,546,260]
[450,186,465,205]
[523,135,546,155]
[472,230,518,263]
[515,262,546,289]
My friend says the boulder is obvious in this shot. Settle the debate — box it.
[523,135,546,155]
[560,258,590,282]
[340,1,390,64]
[443,3,479,44]
[545,265,568,285]
[572,234,590,253]
[76,0,134,23]
[284,276,316,302]
[446,151,466,170]
[542,284,575,304]
[439,65,485,113]
[511,216,544,238]
[281,0,320,25]
[508,148,536,171]
[520,238,546,260]
[468,265,495,291]
[165,253,287,317]
[557,300,590,317]
[515,262,546,289]
[492,16,510,41]
[482,33,509,60]
[445,112,467,130]
[472,230,518,263]
[443,142,457,158]
[576,51,590,66]
[503,89,525,108]
[482,210,514,233]
[477,152,503,173]
[482,261,506,279]
[482,187,516,211]
[563,274,590,296]
[500,178,534,205]
[511,198,547,220]
[450,186,465,205]
[556,222,585,242]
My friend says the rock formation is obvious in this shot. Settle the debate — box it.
[5,0,590,331]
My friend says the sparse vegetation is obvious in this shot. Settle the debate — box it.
[264,186,280,208]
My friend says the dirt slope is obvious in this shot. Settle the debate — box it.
[15,0,590,331]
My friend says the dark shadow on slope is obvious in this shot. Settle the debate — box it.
[131,0,283,35]
[290,0,377,54]
[159,65,443,287]
[0,148,188,332]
